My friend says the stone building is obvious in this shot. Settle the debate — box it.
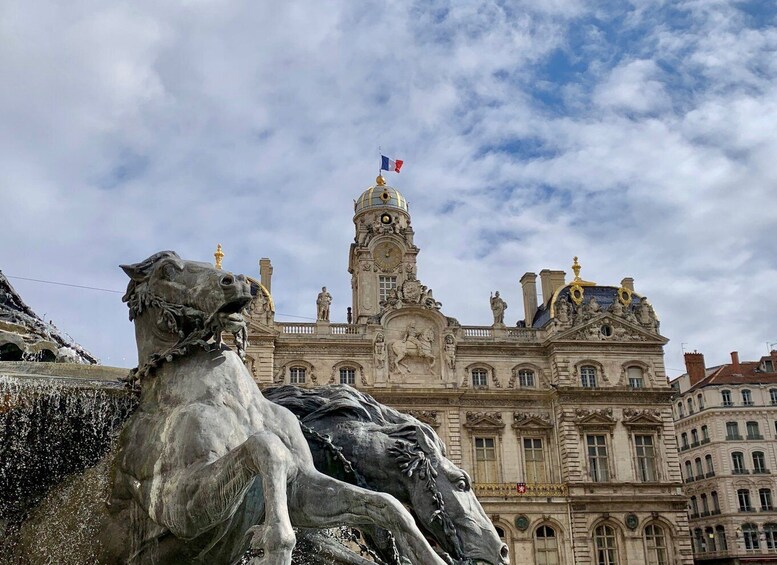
[240,175,693,564]
[672,349,777,564]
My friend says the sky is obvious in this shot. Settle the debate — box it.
[1,0,776,375]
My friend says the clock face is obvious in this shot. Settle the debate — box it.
[373,242,402,271]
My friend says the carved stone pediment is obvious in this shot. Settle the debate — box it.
[552,314,665,344]
[569,408,616,430]
[622,408,663,428]
[512,412,553,430]
[404,409,441,429]
[379,274,442,314]
[464,411,505,433]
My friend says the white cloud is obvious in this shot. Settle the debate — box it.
[1,0,775,375]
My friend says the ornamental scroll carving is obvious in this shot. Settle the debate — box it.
[464,411,505,433]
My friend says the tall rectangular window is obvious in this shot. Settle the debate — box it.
[378,275,397,302]
[518,369,535,388]
[760,488,774,511]
[634,435,657,482]
[738,489,752,512]
[587,435,609,482]
[523,438,547,483]
[742,389,753,406]
[770,389,777,405]
[746,421,761,439]
[721,390,732,406]
[753,452,767,473]
[732,452,746,474]
[474,437,498,482]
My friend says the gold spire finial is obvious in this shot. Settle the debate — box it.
[376,175,386,186]
[572,256,582,282]
[214,244,224,270]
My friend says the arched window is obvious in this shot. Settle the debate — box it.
[753,451,767,473]
[535,525,559,565]
[691,429,699,445]
[746,421,761,439]
[644,523,669,564]
[701,425,709,441]
[518,369,535,388]
[687,398,694,414]
[721,390,732,406]
[711,491,720,513]
[628,366,644,388]
[742,523,759,550]
[694,458,703,479]
[289,366,306,384]
[471,368,488,387]
[677,402,685,417]
[705,454,714,475]
[681,433,689,449]
[731,452,746,474]
[697,393,705,410]
[581,365,597,388]
[770,389,777,405]
[690,496,699,516]
[339,367,356,385]
[693,528,705,553]
[684,460,693,480]
[742,389,753,406]
[701,493,709,514]
[715,525,727,550]
[495,526,506,540]
[594,524,619,565]
[760,488,774,511]
[764,523,777,550]
[704,526,716,552]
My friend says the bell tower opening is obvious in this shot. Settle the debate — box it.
[349,175,417,324]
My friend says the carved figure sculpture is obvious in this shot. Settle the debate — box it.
[444,333,456,369]
[556,299,571,324]
[264,385,509,565]
[490,291,507,325]
[89,252,447,565]
[389,323,435,373]
[374,332,386,368]
[316,286,332,321]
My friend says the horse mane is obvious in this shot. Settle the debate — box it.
[265,385,443,451]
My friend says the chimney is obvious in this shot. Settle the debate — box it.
[259,258,273,293]
[520,272,538,327]
[685,352,706,386]
[539,269,567,304]
[770,349,777,371]
[730,351,741,374]
[620,277,634,292]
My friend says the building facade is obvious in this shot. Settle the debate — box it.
[672,350,777,564]
[240,176,693,564]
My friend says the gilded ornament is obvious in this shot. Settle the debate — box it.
[214,244,224,270]
[617,286,633,306]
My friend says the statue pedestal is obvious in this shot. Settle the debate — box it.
[492,323,507,338]
[316,321,330,334]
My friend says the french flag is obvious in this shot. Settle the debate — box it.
[381,155,403,173]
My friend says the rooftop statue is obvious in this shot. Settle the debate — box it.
[86,251,448,565]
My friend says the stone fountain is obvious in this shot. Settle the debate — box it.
[0,252,508,565]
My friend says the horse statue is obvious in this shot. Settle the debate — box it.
[389,325,435,373]
[7,251,448,565]
[265,385,509,565]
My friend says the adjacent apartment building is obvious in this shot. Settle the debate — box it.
[239,175,693,564]
[672,349,777,564]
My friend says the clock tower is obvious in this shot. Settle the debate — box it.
[349,175,418,323]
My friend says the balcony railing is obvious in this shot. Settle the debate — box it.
[753,469,771,475]
[747,434,765,440]
[280,323,316,334]
[701,438,711,444]
[733,469,750,475]
[726,434,743,441]
[691,441,701,448]
[474,482,568,498]
[705,471,716,478]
